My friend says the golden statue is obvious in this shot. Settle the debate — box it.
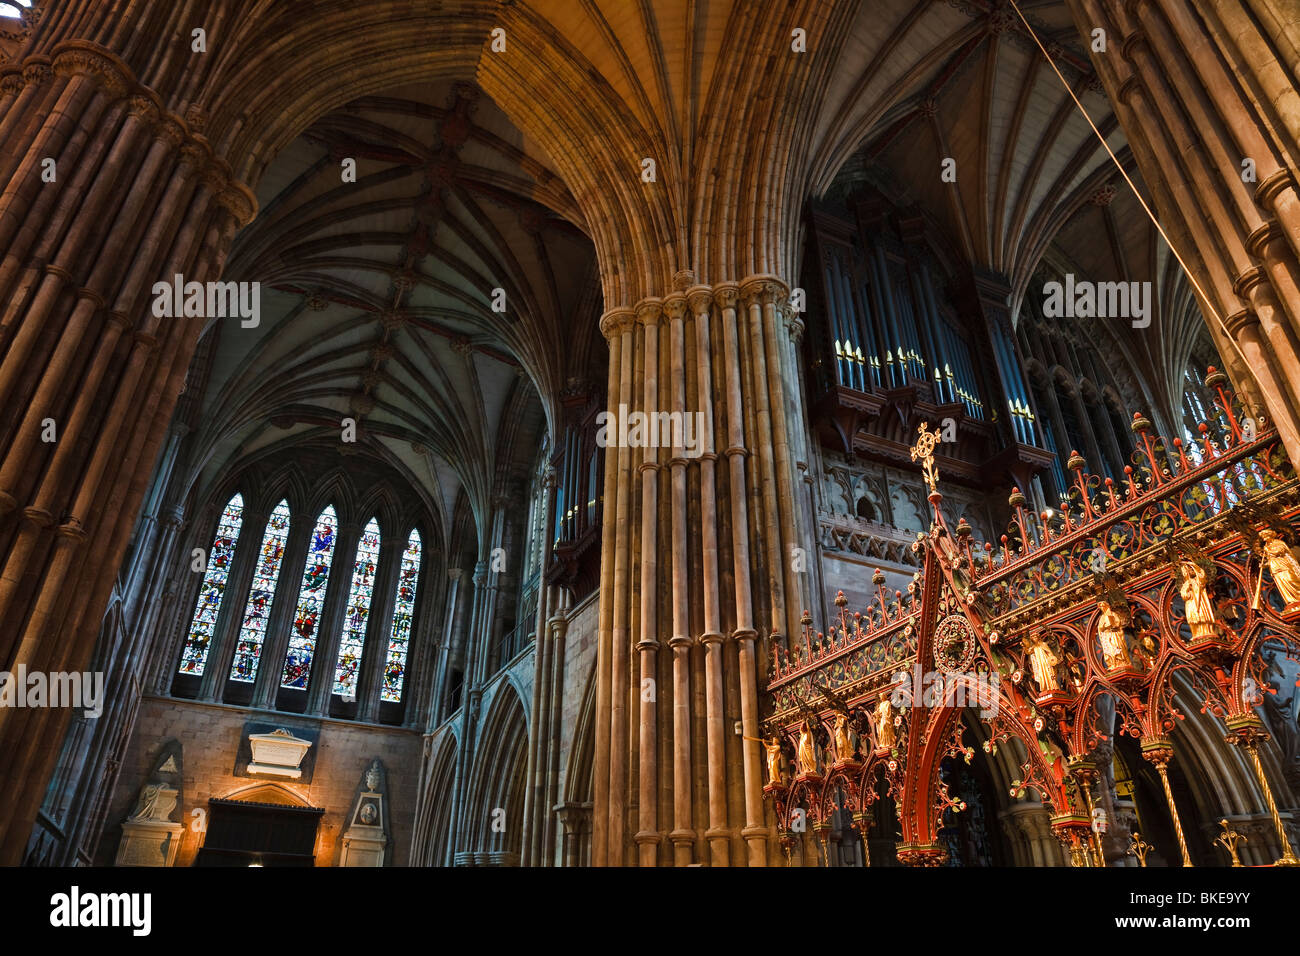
[1178,560,1219,640]
[874,697,896,750]
[1096,598,1132,670]
[796,720,818,776]
[743,733,787,786]
[1259,528,1300,609]
[762,735,785,786]
[1066,655,1086,692]
[833,713,855,763]
[1136,631,1159,669]
[1024,631,1061,694]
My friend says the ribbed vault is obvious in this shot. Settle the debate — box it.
[182,80,601,549]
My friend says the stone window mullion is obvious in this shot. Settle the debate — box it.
[356,533,401,721]
[251,510,313,710]
[307,521,361,715]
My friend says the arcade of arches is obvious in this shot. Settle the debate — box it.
[2,0,1300,868]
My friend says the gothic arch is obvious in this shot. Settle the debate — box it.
[218,781,313,807]
[564,663,598,807]
[412,731,458,867]
[463,679,529,865]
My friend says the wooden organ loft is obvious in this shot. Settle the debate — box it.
[546,382,604,601]
[801,188,1055,500]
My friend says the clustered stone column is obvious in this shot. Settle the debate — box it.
[1003,802,1069,866]
[0,41,255,864]
[520,466,563,867]
[1066,0,1300,460]
[591,272,813,866]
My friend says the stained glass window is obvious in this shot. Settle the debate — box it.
[281,505,338,690]
[334,517,381,699]
[229,500,291,682]
[179,494,245,676]
[382,529,422,702]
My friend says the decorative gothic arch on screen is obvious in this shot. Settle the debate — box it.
[169,449,442,726]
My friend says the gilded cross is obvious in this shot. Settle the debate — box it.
[910,422,941,493]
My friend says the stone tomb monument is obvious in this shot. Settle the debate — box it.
[116,739,184,867]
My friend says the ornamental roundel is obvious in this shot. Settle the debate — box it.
[933,614,977,673]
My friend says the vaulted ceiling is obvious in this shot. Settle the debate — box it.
[180,81,602,549]
[162,0,1215,537]
[818,0,1123,304]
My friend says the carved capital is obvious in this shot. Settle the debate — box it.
[686,285,713,315]
[20,58,51,87]
[599,307,635,341]
[669,268,697,292]
[635,296,664,327]
[51,44,129,98]
[126,93,160,125]
[713,282,740,311]
[156,117,186,150]
[739,275,788,309]
[663,294,688,324]
[178,142,208,171]
[217,182,258,226]
[184,104,207,135]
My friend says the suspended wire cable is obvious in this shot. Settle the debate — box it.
[1006,0,1251,371]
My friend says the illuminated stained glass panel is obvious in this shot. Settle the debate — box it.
[281,505,338,689]
[381,529,422,702]
[334,517,381,699]
[179,494,245,675]
[229,500,291,682]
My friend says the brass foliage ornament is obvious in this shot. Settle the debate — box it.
[1214,818,1246,867]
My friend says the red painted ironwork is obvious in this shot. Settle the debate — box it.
[764,370,1300,865]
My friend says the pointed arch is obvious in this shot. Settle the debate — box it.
[466,681,529,865]
[564,662,598,806]
[306,466,359,528]
[411,731,458,866]
[219,781,314,807]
